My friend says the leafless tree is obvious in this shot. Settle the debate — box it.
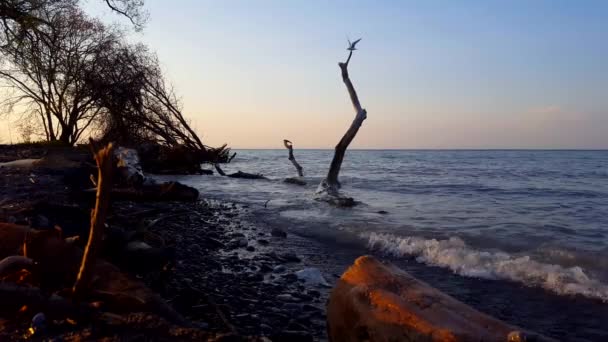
[0,4,121,144]
[318,39,367,198]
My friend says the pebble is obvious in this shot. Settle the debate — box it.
[273,265,287,273]
[295,267,329,287]
[276,294,299,302]
[282,303,302,311]
[280,252,301,263]
[270,228,287,238]
[29,312,46,335]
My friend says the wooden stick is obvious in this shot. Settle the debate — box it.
[283,139,304,177]
[72,139,114,298]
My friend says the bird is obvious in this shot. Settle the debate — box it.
[347,38,362,51]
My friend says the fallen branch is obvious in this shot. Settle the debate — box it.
[73,139,114,298]
[214,163,267,180]
[318,38,367,196]
[283,139,303,177]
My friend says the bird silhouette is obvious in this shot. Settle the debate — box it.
[347,38,362,51]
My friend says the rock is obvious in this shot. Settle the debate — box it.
[246,245,255,252]
[295,268,329,287]
[126,241,153,252]
[29,312,46,336]
[281,273,298,283]
[282,303,302,312]
[227,171,267,180]
[259,263,273,273]
[331,196,356,207]
[377,210,388,214]
[327,255,555,342]
[277,294,298,302]
[229,237,248,249]
[279,252,301,263]
[270,228,287,238]
[307,290,321,298]
[283,177,307,186]
[257,239,269,245]
[114,147,145,187]
[273,265,287,274]
[302,304,320,312]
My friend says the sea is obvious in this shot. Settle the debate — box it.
[161,149,608,339]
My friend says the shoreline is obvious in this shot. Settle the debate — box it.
[231,194,608,341]
[0,144,606,341]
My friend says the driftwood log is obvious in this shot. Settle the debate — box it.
[283,139,303,177]
[327,255,555,342]
[214,163,267,180]
[318,39,367,196]
[73,140,114,298]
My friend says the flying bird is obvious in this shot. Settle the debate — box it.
[347,38,362,51]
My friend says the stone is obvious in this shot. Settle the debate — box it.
[273,265,287,273]
[270,228,287,238]
[283,177,307,186]
[295,267,329,287]
[327,255,555,342]
[280,252,301,263]
[246,245,255,252]
[276,294,298,302]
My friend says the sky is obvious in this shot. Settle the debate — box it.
[3,0,608,148]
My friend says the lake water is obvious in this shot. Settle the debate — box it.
[166,149,608,303]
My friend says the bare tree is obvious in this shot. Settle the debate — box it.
[318,39,366,196]
[0,0,145,37]
[0,4,120,144]
[89,42,232,162]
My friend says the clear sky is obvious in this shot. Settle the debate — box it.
[3,0,607,148]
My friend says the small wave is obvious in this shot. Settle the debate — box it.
[365,232,608,302]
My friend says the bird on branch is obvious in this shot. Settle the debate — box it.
[347,38,362,51]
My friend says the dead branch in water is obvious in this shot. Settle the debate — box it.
[318,38,367,196]
[214,163,267,180]
[73,139,114,298]
[283,139,304,177]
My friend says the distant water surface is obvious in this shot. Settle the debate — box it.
[162,149,608,302]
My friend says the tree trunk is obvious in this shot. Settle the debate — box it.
[318,49,367,195]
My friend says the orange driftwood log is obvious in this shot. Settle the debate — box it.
[327,255,555,342]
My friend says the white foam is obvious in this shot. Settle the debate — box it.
[365,232,608,302]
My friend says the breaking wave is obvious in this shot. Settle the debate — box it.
[366,232,608,302]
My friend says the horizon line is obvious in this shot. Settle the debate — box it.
[229,147,608,151]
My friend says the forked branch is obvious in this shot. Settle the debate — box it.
[318,39,367,196]
[283,139,304,177]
